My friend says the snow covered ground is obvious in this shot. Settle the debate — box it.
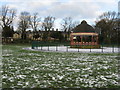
[2,45,120,88]
[24,46,119,53]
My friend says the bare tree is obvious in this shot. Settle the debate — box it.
[61,17,79,32]
[18,11,30,40]
[61,17,72,32]
[29,13,41,31]
[61,17,79,40]
[0,5,16,37]
[42,16,55,31]
[29,13,41,39]
[41,16,55,41]
[98,11,117,21]
[71,21,79,30]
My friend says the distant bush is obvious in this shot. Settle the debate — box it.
[13,39,31,44]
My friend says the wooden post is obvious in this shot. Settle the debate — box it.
[81,36,83,46]
[92,35,93,45]
[96,36,98,45]
[80,36,82,45]
[90,47,91,52]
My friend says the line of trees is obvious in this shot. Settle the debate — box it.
[0,5,79,41]
[95,11,120,45]
[0,5,120,44]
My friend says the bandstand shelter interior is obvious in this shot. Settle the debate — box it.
[70,32,98,46]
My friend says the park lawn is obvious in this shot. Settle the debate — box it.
[2,44,119,88]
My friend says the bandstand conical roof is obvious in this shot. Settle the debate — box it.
[73,20,95,33]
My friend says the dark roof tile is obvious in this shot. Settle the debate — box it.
[73,20,95,33]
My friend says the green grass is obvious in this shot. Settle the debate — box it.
[2,44,119,88]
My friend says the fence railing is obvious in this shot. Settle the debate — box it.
[31,41,119,53]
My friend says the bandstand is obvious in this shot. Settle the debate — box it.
[70,20,100,48]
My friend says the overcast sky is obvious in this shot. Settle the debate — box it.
[0,0,119,30]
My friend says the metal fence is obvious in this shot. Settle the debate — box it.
[31,41,120,53]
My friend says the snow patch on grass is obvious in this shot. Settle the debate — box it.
[2,45,119,88]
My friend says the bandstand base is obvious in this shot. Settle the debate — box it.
[70,45,100,49]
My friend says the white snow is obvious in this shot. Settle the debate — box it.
[23,46,119,53]
[2,45,119,88]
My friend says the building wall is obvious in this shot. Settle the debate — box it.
[13,33,21,39]
[9,31,70,41]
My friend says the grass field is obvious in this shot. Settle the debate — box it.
[2,44,120,88]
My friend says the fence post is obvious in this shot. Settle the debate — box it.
[41,45,42,50]
[34,41,37,49]
[112,45,114,53]
[102,44,103,53]
[31,41,34,49]
[56,45,58,51]
[37,41,39,49]
[78,47,79,52]
[66,46,68,52]
[35,41,38,49]
[90,45,91,52]
[48,45,49,51]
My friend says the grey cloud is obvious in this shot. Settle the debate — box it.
[1,0,117,29]
[45,2,100,19]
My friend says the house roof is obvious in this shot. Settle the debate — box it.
[72,20,95,33]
